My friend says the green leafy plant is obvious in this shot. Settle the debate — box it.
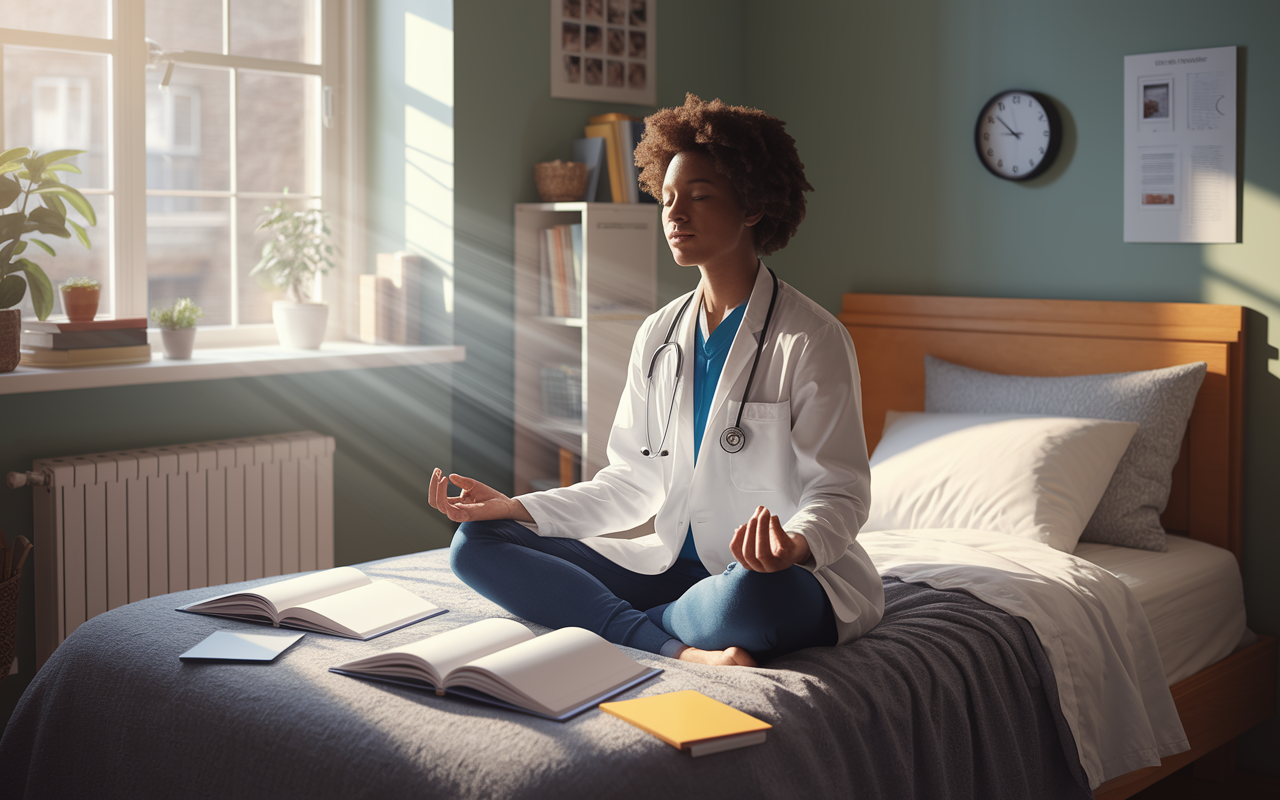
[250,195,336,303]
[150,297,203,330]
[0,147,97,320]
[60,276,100,290]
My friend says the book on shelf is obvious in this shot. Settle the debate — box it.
[539,223,583,318]
[600,690,773,757]
[179,566,446,640]
[573,136,607,202]
[330,617,662,720]
[584,120,626,203]
[22,316,147,333]
[19,343,152,368]
[585,113,655,205]
[21,327,148,350]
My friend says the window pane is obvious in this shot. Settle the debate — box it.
[12,194,110,320]
[2,2,109,40]
[146,65,230,193]
[3,46,109,189]
[237,196,321,324]
[229,0,319,64]
[236,71,318,194]
[145,0,225,55]
[147,196,232,326]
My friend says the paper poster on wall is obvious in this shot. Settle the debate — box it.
[1123,46,1238,243]
[551,0,656,106]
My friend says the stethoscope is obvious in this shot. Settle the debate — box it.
[641,267,779,458]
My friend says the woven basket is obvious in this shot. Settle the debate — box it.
[0,308,19,373]
[0,570,21,683]
[534,160,588,202]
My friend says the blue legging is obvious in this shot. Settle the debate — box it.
[450,519,836,663]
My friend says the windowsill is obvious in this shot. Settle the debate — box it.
[0,341,466,396]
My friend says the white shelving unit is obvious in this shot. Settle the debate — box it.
[513,202,658,495]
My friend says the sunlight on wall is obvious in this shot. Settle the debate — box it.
[1202,182,1280,376]
[404,11,454,312]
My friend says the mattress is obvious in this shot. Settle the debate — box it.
[1072,534,1250,685]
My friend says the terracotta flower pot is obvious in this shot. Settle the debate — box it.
[0,309,19,373]
[61,286,101,322]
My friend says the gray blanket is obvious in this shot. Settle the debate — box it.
[0,548,1090,799]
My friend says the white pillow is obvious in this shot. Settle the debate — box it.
[864,412,1139,553]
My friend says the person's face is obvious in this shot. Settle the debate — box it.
[661,150,761,270]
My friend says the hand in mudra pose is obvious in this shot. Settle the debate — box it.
[428,469,533,523]
[731,505,812,572]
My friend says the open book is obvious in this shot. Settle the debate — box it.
[330,618,662,720]
[180,566,445,640]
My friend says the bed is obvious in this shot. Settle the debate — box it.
[0,292,1274,799]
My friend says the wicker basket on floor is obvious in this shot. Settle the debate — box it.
[0,570,21,682]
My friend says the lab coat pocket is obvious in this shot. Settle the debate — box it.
[728,400,792,493]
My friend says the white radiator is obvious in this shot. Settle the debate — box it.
[30,431,336,668]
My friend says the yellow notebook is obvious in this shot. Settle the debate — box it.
[600,690,771,757]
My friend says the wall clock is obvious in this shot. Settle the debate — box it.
[974,89,1062,181]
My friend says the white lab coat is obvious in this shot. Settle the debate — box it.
[517,261,884,644]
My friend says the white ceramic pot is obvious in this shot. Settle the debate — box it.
[273,301,329,349]
[160,327,197,359]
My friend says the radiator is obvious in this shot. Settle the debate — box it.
[31,431,336,668]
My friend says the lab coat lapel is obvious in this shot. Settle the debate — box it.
[704,261,772,452]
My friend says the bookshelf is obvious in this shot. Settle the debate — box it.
[513,202,658,495]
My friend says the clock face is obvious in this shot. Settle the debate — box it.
[974,90,1061,181]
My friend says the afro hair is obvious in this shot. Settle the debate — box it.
[634,94,813,256]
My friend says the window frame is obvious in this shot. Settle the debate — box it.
[0,1,364,348]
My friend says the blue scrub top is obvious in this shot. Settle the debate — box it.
[677,302,747,565]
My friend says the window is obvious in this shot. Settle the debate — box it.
[0,1,359,344]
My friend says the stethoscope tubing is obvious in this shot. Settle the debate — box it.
[642,268,779,458]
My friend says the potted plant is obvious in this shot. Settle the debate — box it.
[250,194,336,350]
[150,297,203,359]
[0,147,97,371]
[60,276,101,322]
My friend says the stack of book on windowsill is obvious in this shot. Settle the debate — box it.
[19,317,151,368]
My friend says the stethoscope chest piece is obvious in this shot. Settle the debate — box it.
[720,426,746,454]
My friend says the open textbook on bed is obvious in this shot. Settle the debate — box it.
[179,566,445,640]
[330,618,662,720]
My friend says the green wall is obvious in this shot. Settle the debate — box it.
[741,0,1280,775]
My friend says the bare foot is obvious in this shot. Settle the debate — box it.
[675,645,758,667]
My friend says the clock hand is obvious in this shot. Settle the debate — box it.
[996,115,1022,139]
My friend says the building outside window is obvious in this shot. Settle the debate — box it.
[0,1,354,343]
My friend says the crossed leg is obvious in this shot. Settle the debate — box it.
[450,519,835,664]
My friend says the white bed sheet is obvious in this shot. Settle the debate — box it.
[1072,534,1251,686]
[861,529,1188,789]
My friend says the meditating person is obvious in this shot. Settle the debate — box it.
[430,93,883,666]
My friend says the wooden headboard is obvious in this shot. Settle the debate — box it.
[839,293,1245,559]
